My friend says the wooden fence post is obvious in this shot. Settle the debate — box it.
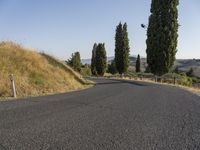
[9,74,16,98]
[155,76,157,82]
[173,76,176,85]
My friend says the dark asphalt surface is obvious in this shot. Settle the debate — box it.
[0,78,200,150]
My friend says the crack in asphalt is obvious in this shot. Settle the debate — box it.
[0,143,7,150]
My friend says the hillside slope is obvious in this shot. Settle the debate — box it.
[0,42,86,98]
[174,59,200,78]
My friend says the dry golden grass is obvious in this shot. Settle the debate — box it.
[0,42,87,98]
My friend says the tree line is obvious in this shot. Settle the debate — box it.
[67,0,179,77]
[90,22,143,76]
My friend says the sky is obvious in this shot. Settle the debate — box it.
[0,0,199,60]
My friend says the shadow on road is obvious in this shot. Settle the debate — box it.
[95,79,150,87]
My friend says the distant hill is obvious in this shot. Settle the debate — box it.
[81,55,142,65]
[175,59,200,78]
[82,56,115,65]
[0,42,86,98]
[82,56,200,78]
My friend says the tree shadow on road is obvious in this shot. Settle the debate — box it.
[95,79,150,87]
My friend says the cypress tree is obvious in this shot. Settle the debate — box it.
[91,43,97,75]
[136,54,141,73]
[115,22,123,74]
[95,43,107,76]
[122,23,130,73]
[146,0,179,75]
[115,22,130,74]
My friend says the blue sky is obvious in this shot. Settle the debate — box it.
[0,0,199,59]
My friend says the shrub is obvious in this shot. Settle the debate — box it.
[81,67,92,77]
[107,60,118,74]
[163,73,192,86]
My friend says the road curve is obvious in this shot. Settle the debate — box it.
[0,79,200,150]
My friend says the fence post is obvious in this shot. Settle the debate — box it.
[140,75,143,80]
[173,76,176,85]
[155,76,157,82]
[9,74,16,98]
[160,78,163,83]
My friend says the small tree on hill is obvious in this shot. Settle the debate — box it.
[67,53,74,67]
[136,54,141,72]
[186,68,195,77]
[174,67,179,74]
[67,52,81,72]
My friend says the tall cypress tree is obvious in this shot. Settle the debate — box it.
[136,54,141,73]
[115,22,130,74]
[115,22,123,74]
[96,43,107,76]
[91,43,97,75]
[146,0,179,75]
[122,23,130,73]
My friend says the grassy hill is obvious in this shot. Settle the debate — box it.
[174,59,200,78]
[0,42,89,98]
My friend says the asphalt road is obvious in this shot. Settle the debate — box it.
[0,78,200,150]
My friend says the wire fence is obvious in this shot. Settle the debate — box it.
[105,73,179,85]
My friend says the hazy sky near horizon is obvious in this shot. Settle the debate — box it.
[0,0,199,59]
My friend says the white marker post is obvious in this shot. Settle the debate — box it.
[173,76,176,85]
[9,74,16,98]
[155,76,158,83]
